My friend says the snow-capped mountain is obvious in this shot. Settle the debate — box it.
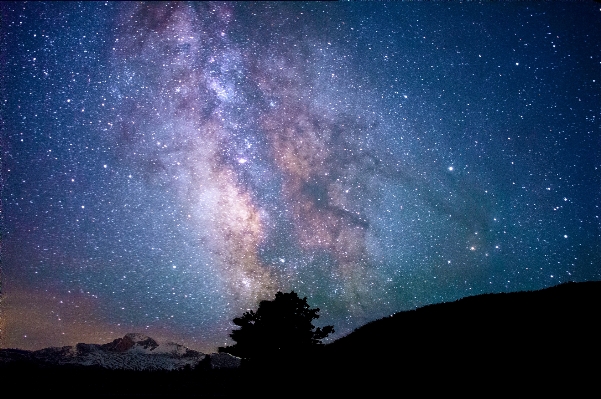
[0,333,241,371]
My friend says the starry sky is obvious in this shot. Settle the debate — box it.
[1,2,600,353]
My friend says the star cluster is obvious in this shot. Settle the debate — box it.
[1,2,600,352]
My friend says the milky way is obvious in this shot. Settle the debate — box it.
[2,2,600,352]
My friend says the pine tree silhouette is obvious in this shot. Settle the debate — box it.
[219,291,334,363]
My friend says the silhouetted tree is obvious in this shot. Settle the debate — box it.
[219,291,334,362]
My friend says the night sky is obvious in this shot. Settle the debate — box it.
[1,2,600,353]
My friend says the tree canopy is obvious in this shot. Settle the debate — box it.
[219,291,334,361]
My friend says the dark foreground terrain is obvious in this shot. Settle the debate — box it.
[2,281,600,397]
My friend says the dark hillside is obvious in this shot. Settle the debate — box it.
[319,281,601,393]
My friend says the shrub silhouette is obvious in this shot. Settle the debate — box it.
[219,291,334,363]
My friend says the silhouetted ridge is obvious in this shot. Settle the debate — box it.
[319,281,601,392]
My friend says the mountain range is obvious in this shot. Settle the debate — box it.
[0,332,240,371]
